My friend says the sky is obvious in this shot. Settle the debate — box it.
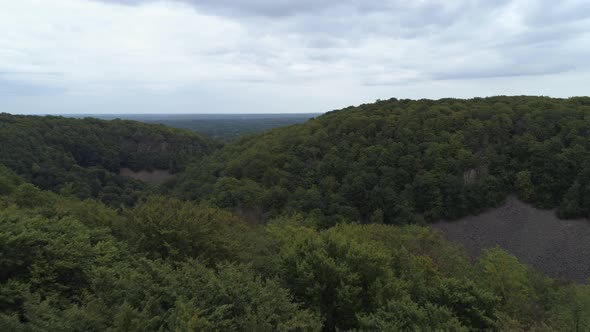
[1,0,589,114]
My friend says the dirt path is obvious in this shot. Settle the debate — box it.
[430,196,590,282]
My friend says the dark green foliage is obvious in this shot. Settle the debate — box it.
[0,166,22,196]
[1,179,590,331]
[0,113,218,206]
[0,182,319,331]
[178,96,590,223]
[355,298,467,332]
[4,96,590,331]
[558,166,590,218]
[121,197,249,262]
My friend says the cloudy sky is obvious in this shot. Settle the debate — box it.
[1,0,589,114]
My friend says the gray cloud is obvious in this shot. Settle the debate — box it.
[98,0,395,17]
[0,79,64,96]
[523,0,590,26]
[93,0,590,85]
[2,0,589,113]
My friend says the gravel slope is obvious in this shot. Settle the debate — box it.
[431,196,590,282]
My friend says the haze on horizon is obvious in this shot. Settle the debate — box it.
[1,0,589,114]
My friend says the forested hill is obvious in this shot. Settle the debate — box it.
[4,99,590,331]
[0,113,217,205]
[177,96,590,226]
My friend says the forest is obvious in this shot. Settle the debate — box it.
[176,96,590,226]
[3,96,590,331]
[0,113,216,206]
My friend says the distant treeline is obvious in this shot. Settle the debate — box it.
[69,113,320,142]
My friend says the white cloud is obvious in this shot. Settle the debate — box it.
[0,0,589,113]
[0,1,253,92]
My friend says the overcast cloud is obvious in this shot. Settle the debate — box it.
[1,0,589,114]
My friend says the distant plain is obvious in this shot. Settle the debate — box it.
[66,113,320,141]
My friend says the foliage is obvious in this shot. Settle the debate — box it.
[1,178,590,331]
[121,196,249,262]
[177,96,590,223]
[4,97,590,331]
[0,113,218,206]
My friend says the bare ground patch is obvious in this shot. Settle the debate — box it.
[430,196,590,282]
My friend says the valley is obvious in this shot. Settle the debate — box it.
[6,1,589,329]
[68,113,320,141]
[4,96,590,331]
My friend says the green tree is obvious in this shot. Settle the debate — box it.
[515,170,534,202]
[122,196,248,262]
[477,248,535,319]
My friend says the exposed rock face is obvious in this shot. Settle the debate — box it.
[431,196,590,282]
[119,136,218,172]
[463,165,488,185]
[121,140,171,153]
[119,168,174,184]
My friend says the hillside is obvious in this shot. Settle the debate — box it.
[0,113,218,206]
[4,99,590,330]
[2,167,590,331]
[177,96,590,226]
[432,196,590,282]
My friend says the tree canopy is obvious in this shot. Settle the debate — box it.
[1,173,590,331]
[4,96,590,331]
[176,96,590,225]
[0,113,218,206]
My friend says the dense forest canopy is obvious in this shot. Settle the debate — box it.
[4,96,590,331]
[0,113,217,206]
[176,96,590,226]
[1,164,590,331]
